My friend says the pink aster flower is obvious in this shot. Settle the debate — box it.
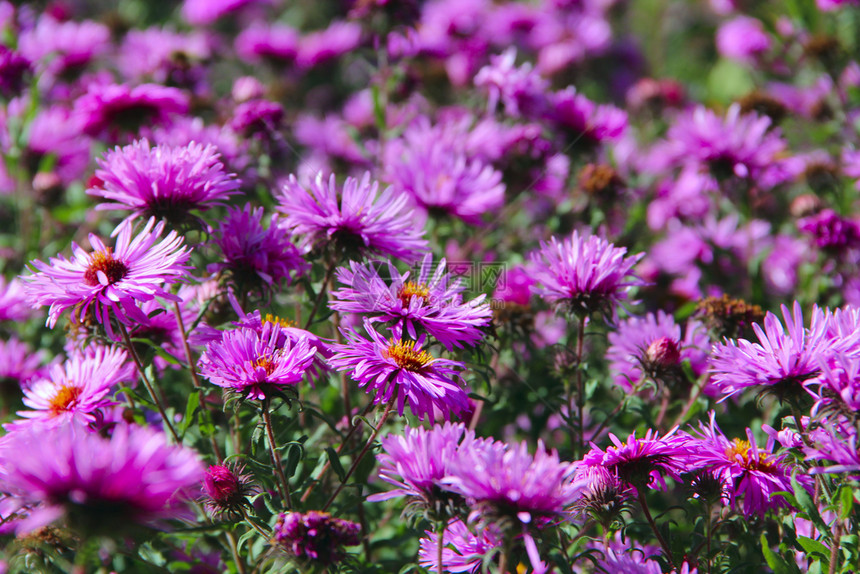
[208,203,306,297]
[235,22,299,64]
[545,87,628,145]
[529,230,645,317]
[0,277,36,322]
[329,255,492,351]
[0,422,203,536]
[8,346,133,430]
[716,16,771,65]
[198,321,316,401]
[22,217,192,337]
[75,83,190,141]
[277,172,427,262]
[474,47,549,118]
[272,511,360,565]
[685,412,811,517]
[182,0,270,25]
[328,322,470,421]
[418,518,502,573]
[0,337,50,392]
[709,302,838,400]
[89,139,241,230]
[296,21,362,70]
[18,16,109,80]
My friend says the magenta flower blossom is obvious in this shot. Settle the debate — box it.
[18,16,109,79]
[9,347,133,430]
[329,255,492,350]
[328,322,470,421]
[25,106,91,187]
[529,230,644,317]
[797,208,860,253]
[229,99,284,139]
[805,420,860,475]
[475,47,549,118]
[0,277,36,322]
[23,218,192,337]
[807,353,860,419]
[208,203,307,296]
[418,518,502,573]
[117,28,210,87]
[75,83,189,140]
[89,139,241,229]
[0,46,30,98]
[493,264,535,306]
[182,0,269,25]
[0,337,50,389]
[607,311,710,390]
[709,302,837,400]
[198,321,316,401]
[296,21,362,70]
[0,422,203,535]
[272,511,360,565]
[277,172,428,262]
[685,412,810,517]
[235,22,299,64]
[716,16,771,65]
[546,87,628,144]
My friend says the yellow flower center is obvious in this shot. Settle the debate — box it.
[49,385,82,415]
[725,438,774,471]
[397,281,430,307]
[262,313,295,329]
[386,339,433,371]
[83,249,129,287]
[254,356,276,375]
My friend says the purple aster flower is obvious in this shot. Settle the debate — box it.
[474,47,549,118]
[529,230,645,318]
[25,105,91,187]
[0,46,30,98]
[329,255,492,351]
[418,518,502,573]
[75,83,189,141]
[235,22,299,64]
[208,203,307,297]
[685,412,811,517]
[806,352,860,420]
[545,87,628,145]
[277,172,428,262]
[709,302,838,401]
[0,337,50,394]
[383,120,506,226]
[441,440,581,572]
[182,0,270,25]
[293,113,372,166]
[607,311,710,390]
[576,428,690,492]
[797,208,860,254]
[296,21,362,70]
[0,277,36,322]
[88,139,241,230]
[117,28,210,91]
[588,534,662,574]
[328,322,470,421]
[229,99,284,140]
[805,420,860,475]
[272,511,360,565]
[18,16,109,80]
[23,217,192,338]
[0,422,203,536]
[493,264,535,306]
[8,347,133,430]
[716,16,771,65]
[198,321,316,401]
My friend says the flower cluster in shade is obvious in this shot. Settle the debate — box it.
[0,422,203,536]
[272,511,361,566]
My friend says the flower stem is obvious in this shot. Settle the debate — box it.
[575,315,587,457]
[225,530,246,574]
[262,399,292,509]
[322,391,397,512]
[241,507,271,538]
[637,490,675,570]
[118,322,182,444]
[437,520,445,574]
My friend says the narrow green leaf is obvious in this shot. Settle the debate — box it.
[792,477,830,538]
[796,536,831,563]
[178,390,200,435]
[839,485,855,520]
[761,534,798,574]
[326,447,346,481]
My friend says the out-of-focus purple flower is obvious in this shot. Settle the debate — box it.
[329,255,491,351]
[182,0,270,26]
[529,230,645,318]
[296,21,362,69]
[18,16,109,79]
[545,87,628,145]
[807,352,860,419]
[23,218,191,337]
[235,22,299,64]
[716,16,771,65]
[145,117,243,171]
[798,209,860,253]
[201,462,258,518]
[229,99,283,139]
[607,311,710,390]
[762,234,809,297]
[417,518,502,573]
[685,412,810,517]
[273,511,360,565]
[0,422,203,535]
[493,264,535,306]
[474,47,549,118]
[232,76,266,103]
[646,167,716,230]
[198,321,316,401]
[816,0,860,10]
[75,83,190,140]
[277,172,428,262]
[627,77,686,113]
[117,28,210,89]
[293,113,370,166]
[88,139,240,229]
[25,105,91,187]
[709,302,838,400]
[383,119,505,226]
[0,337,50,390]
[0,46,30,97]
[208,203,306,296]
[8,347,132,430]
[329,322,470,421]
[0,277,36,322]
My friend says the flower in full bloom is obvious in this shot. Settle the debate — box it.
[0,422,203,535]
[23,218,191,337]
[417,518,502,573]
[328,322,470,421]
[198,321,316,401]
[277,172,428,262]
[529,230,644,317]
[88,139,241,229]
[75,83,189,141]
[0,337,50,399]
[272,511,360,566]
[685,412,810,517]
[709,302,837,401]
[0,277,36,322]
[9,347,133,430]
[208,203,307,297]
[201,463,259,518]
[329,255,492,350]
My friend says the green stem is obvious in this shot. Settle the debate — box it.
[262,400,292,509]
[637,490,675,570]
[437,520,445,574]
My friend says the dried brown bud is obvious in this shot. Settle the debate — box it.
[695,294,764,340]
[738,91,787,126]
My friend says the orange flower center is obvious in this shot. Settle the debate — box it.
[386,339,433,371]
[254,356,276,375]
[397,281,430,307]
[725,438,774,471]
[49,385,83,415]
[83,249,129,287]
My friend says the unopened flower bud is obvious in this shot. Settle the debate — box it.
[644,337,681,369]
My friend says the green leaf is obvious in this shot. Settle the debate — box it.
[792,476,830,538]
[838,485,855,520]
[285,443,303,479]
[707,59,754,103]
[761,534,800,574]
[178,390,200,435]
[796,536,831,564]
[326,447,346,481]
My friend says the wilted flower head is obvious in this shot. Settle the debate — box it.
[695,294,764,340]
[328,322,470,421]
[529,230,644,318]
[0,422,203,536]
[23,218,192,338]
[277,172,428,262]
[202,463,258,518]
[89,139,241,230]
[329,255,492,351]
[272,511,360,565]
